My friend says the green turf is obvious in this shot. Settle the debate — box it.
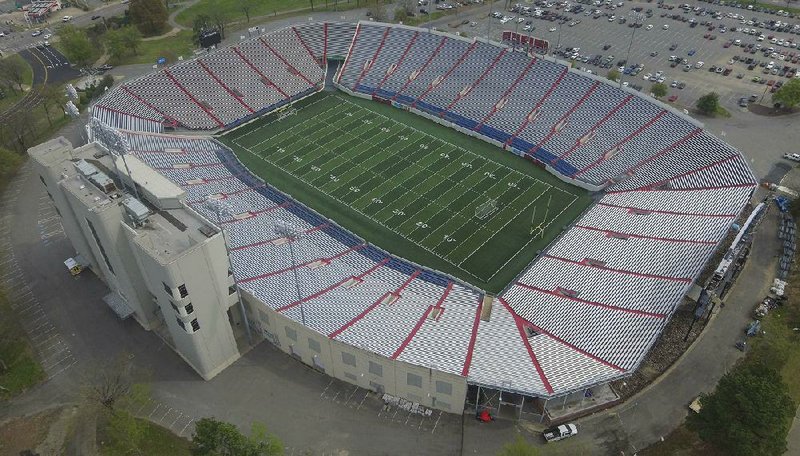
[219,92,591,293]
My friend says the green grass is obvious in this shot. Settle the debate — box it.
[175,0,360,29]
[113,30,195,66]
[0,287,46,400]
[220,93,590,292]
[97,415,192,456]
[403,12,446,26]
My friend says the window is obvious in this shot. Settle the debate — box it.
[228,285,237,296]
[407,373,422,388]
[284,326,297,341]
[86,218,114,275]
[176,318,185,330]
[368,361,382,377]
[341,352,356,367]
[190,319,200,332]
[308,338,320,353]
[344,372,358,382]
[163,282,172,297]
[435,381,452,396]
[178,284,189,298]
[169,301,179,313]
[184,303,194,315]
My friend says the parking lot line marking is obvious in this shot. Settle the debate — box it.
[431,411,442,434]
[356,390,369,411]
[179,419,196,437]
[149,403,162,419]
[47,359,77,379]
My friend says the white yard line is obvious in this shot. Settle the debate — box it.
[228,94,583,283]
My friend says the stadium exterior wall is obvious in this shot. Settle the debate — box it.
[239,288,469,414]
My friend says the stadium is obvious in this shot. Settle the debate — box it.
[79,21,756,420]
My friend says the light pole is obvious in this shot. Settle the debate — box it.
[620,11,645,88]
[554,22,563,56]
[204,197,253,345]
[274,221,307,327]
[487,0,494,41]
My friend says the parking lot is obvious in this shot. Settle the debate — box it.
[426,0,800,110]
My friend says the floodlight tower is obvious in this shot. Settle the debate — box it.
[274,221,308,327]
[204,197,253,345]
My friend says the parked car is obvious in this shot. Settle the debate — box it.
[543,424,578,442]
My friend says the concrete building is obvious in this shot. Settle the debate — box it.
[29,137,242,380]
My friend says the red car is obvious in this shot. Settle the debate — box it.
[668,94,678,102]
[724,41,732,48]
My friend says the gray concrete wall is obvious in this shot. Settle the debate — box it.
[126,231,240,380]
[241,289,467,414]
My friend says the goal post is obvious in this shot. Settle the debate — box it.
[530,193,553,238]
[475,199,498,220]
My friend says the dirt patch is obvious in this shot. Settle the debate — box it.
[0,407,62,456]
[748,103,798,117]
[612,301,706,399]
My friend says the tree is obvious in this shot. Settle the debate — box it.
[39,84,64,127]
[6,109,36,152]
[211,12,227,40]
[191,418,282,456]
[651,82,667,98]
[607,69,620,82]
[105,26,142,61]
[129,0,169,36]
[397,0,416,15]
[105,28,128,62]
[84,356,137,411]
[689,365,795,456]
[395,8,408,22]
[192,14,212,45]
[239,0,256,23]
[0,57,28,94]
[773,78,800,110]
[497,436,540,456]
[696,92,720,115]
[120,26,143,56]
[368,2,388,21]
[59,25,94,67]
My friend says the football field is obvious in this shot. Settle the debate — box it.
[220,93,590,291]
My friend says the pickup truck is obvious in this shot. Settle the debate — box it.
[783,153,800,162]
[543,423,578,442]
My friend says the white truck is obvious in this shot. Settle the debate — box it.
[543,423,578,442]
